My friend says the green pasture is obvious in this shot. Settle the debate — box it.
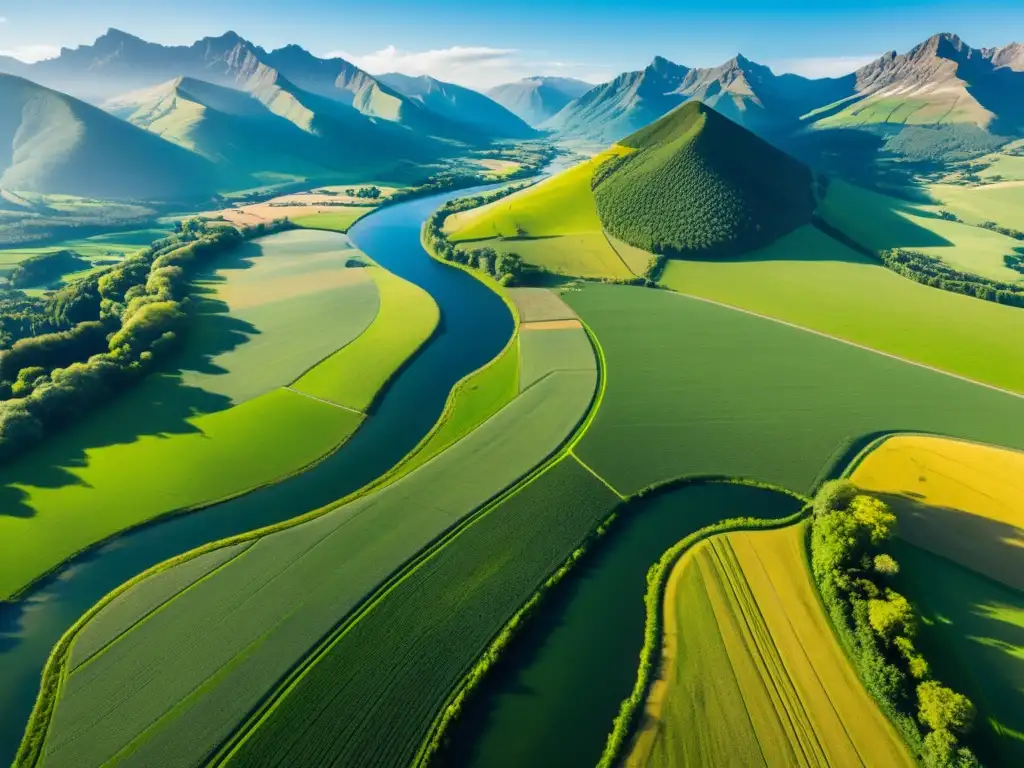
[566,283,1024,497]
[0,226,173,279]
[397,336,520,477]
[926,181,1024,232]
[660,225,1024,394]
[820,179,1024,283]
[180,229,380,405]
[895,541,1024,766]
[230,456,619,768]
[0,230,431,600]
[508,288,579,323]
[457,234,633,280]
[291,208,376,233]
[519,326,594,391]
[291,265,439,411]
[40,367,598,767]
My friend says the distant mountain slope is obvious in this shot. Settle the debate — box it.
[486,76,593,126]
[379,72,537,138]
[808,34,1024,134]
[0,73,216,199]
[543,57,691,143]
[10,28,488,149]
[594,101,816,257]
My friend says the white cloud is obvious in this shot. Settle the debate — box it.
[331,44,609,90]
[0,44,60,63]
[768,54,880,79]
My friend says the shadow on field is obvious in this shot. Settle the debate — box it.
[0,254,266,518]
[879,492,1024,593]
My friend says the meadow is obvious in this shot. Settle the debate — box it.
[227,456,619,768]
[290,209,375,233]
[660,225,1024,394]
[444,148,636,280]
[444,483,804,768]
[27,305,598,768]
[819,179,1024,284]
[632,524,911,767]
[850,435,1024,590]
[894,541,1024,766]
[565,283,1024,497]
[0,231,435,600]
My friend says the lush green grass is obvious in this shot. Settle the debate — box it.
[227,456,619,768]
[291,265,439,411]
[396,335,520,477]
[926,181,1024,233]
[443,149,634,280]
[638,524,911,767]
[179,229,380,405]
[0,231,435,600]
[0,226,174,280]
[445,483,803,768]
[820,179,1024,284]
[566,283,1024,497]
[291,208,376,233]
[508,288,579,322]
[595,102,815,259]
[519,326,594,391]
[660,225,1024,394]
[894,541,1024,766]
[36,364,598,767]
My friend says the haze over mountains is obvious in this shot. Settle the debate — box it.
[486,77,593,127]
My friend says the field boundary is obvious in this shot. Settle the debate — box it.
[10,263,462,767]
[210,311,601,767]
[571,450,627,499]
[665,287,1024,400]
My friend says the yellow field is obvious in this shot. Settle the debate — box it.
[851,435,1024,591]
[632,524,912,768]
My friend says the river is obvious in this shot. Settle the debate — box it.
[0,183,516,763]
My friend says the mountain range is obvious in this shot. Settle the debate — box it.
[485,76,594,127]
[546,33,1024,149]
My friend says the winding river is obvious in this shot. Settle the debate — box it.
[0,184,516,763]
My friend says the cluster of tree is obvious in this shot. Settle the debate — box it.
[979,220,1024,241]
[9,250,91,289]
[937,210,961,222]
[423,183,535,286]
[594,118,815,259]
[0,217,291,462]
[879,248,1024,308]
[810,481,979,768]
[1003,252,1024,275]
[879,125,1006,163]
[0,201,157,248]
[344,186,382,199]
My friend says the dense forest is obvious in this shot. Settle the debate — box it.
[594,102,816,259]
[0,217,289,461]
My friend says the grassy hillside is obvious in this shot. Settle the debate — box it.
[594,102,816,258]
[0,74,216,200]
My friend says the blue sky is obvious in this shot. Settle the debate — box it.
[1,0,1022,87]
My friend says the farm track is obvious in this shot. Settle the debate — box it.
[669,289,1024,401]
[281,386,364,414]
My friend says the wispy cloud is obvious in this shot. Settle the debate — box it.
[768,54,880,79]
[332,44,609,90]
[0,44,60,62]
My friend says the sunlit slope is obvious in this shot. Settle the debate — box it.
[444,148,635,279]
[0,74,216,199]
[594,101,816,257]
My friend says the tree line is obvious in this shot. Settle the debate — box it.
[879,248,1024,308]
[0,217,292,462]
[810,481,979,768]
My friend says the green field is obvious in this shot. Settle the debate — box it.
[179,229,381,404]
[638,524,912,767]
[660,225,1024,393]
[820,179,1024,283]
[519,325,593,391]
[926,181,1024,232]
[228,455,619,768]
[508,288,579,322]
[0,231,434,600]
[445,483,804,768]
[31,325,598,767]
[567,283,1024,496]
[291,208,376,233]
[444,149,635,280]
[0,226,174,281]
[895,541,1024,765]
